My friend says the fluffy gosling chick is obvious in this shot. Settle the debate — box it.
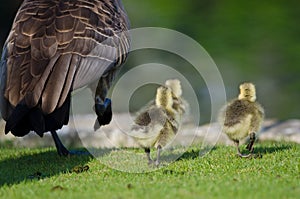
[131,86,181,166]
[219,82,264,158]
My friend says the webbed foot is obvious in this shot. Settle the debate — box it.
[234,139,253,158]
[236,152,253,158]
[51,131,91,156]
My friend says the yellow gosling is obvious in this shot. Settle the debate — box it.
[219,82,264,157]
[131,85,182,166]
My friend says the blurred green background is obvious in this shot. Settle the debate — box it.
[0,0,299,123]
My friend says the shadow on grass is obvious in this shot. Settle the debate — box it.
[175,146,218,161]
[0,148,94,187]
[253,144,292,155]
[176,149,200,160]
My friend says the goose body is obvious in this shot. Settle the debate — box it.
[0,0,130,155]
[219,82,264,157]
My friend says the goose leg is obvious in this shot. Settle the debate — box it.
[51,131,91,156]
[51,130,69,156]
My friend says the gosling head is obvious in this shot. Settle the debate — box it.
[155,86,173,110]
[165,79,182,97]
[238,82,256,102]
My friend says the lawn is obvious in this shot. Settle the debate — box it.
[0,142,299,199]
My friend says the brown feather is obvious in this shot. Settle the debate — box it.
[2,0,130,115]
[42,54,72,113]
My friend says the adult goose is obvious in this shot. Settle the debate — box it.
[0,0,130,156]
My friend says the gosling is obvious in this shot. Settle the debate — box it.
[131,85,183,166]
[219,82,264,158]
[139,79,187,118]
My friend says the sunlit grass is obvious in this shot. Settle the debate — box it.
[0,142,299,199]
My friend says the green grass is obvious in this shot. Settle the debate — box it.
[0,142,299,199]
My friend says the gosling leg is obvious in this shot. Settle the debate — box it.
[155,145,162,166]
[246,132,256,153]
[145,147,153,165]
[234,139,252,158]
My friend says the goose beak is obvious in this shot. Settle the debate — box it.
[94,98,112,131]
